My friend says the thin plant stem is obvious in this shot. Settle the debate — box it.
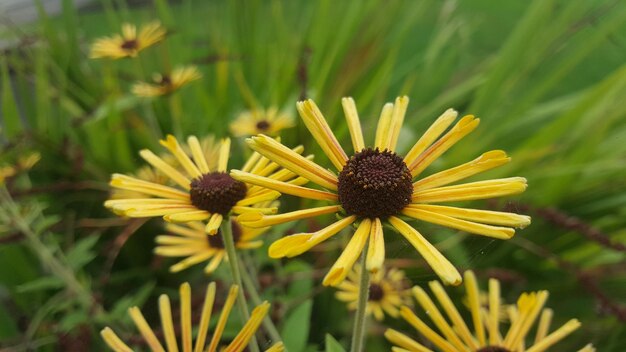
[221,218,260,352]
[350,244,370,352]
[239,256,283,344]
[168,93,183,137]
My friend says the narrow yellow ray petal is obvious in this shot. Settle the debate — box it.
[155,235,205,246]
[124,206,199,218]
[402,208,515,240]
[387,96,410,152]
[208,285,239,352]
[224,302,270,352]
[404,108,458,167]
[242,151,262,173]
[463,271,486,346]
[341,97,365,152]
[231,170,337,201]
[375,103,394,149]
[187,136,210,174]
[398,307,457,352]
[412,286,470,352]
[204,251,226,273]
[577,344,596,352]
[505,291,549,348]
[296,100,348,170]
[193,282,216,352]
[128,307,165,352]
[265,342,285,352]
[179,283,192,352]
[160,135,202,179]
[525,319,581,352]
[247,135,338,190]
[105,198,190,206]
[100,327,134,352]
[231,205,278,215]
[164,210,211,223]
[236,190,281,206]
[140,149,191,190]
[428,281,479,350]
[238,205,341,228]
[218,138,231,172]
[388,216,461,286]
[412,177,528,203]
[206,213,223,235]
[413,150,511,191]
[110,173,189,200]
[535,308,553,344]
[366,218,384,273]
[164,223,206,238]
[159,294,179,352]
[323,219,371,287]
[488,278,501,346]
[269,216,357,258]
[408,115,480,177]
[169,252,214,273]
[407,204,531,228]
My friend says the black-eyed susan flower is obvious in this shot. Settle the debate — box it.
[230,107,295,137]
[154,217,271,273]
[232,97,530,286]
[132,66,202,97]
[105,135,304,234]
[101,282,281,352]
[385,271,593,352]
[90,21,166,59]
[335,265,410,321]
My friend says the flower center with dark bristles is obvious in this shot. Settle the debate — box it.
[337,148,413,219]
[120,39,138,50]
[368,283,385,301]
[207,220,243,248]
[256,120,271,131]
[190,172,247,215]
[476,347,511,352]
[158,75,172,86]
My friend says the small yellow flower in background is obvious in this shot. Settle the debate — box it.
[230,107,295,137]
[132,66,202,97]
[155,215,272,273]
[0,152,40,184]
[105,134,305,234]
[385,271,594,352]
[101,282,281,352]
[233,96,529,287]
[90,21,166,59]
[335,265,410,321]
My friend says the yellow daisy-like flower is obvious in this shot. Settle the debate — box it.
[90,21,166,59]
[105,134,304,234]
[232,96,530,286]
[132,66,202,97]
[385,271,594,352]
[230,107,295,137]
[335,265,411,321]
[101,282,282,352]
[155,217,271,273]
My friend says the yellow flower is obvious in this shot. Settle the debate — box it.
[385,271,594,352]
[132,66,202,97]
[230,107,295,137]
[155,216,271,273]
[90,21,166,59]
[105,134,304,234]
[335,265,411,321]
[0,151,40,184]
[232,97,530,286]
[101,282,280,352]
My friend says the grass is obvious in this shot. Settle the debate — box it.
[1,0,626,350]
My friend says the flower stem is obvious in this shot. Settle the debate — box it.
[221,218,260,352]
[350,244,370,352]
[239,255,283,344]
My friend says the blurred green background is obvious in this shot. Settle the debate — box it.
[1,0,626,350]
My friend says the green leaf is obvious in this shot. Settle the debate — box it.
[325,334,347,352]
[281,299,312,352]
[66,235,100,270]
[17,276,64,293]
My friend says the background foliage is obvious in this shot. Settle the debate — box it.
[1,0,626,350]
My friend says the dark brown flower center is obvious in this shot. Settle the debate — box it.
[158,75,172,86]
[120,39,138,50]
[256,120,271,131]
[189,172,247,215]
[207,220,243,248]
[368,283,385,301]
[476,347,511,352]
[337,148,413,219]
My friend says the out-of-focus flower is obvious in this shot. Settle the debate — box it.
[132,66,202,97]
[90,21,166,59]
[230,107,294,137]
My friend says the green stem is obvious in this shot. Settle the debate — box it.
[239,256,283,344]
[221,218,260,352]
[350,244,370,352]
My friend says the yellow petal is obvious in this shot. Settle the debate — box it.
[238,205,341,228]
[341,97,365,152]
[398,307,457,352]
[231,170,337,201]
[406,204,530,228]
[160,135,202,179]
[404,108,458,168]
[413,177,527,203]
[366,218,385,273]
[194,282,216,352]
[384,328,432,352]
[100,327,134,352]
[525,319,581,352]
[323,219,372,287]
[375,103,394,150]
[140,149,191,190]
[164,210,211,223]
